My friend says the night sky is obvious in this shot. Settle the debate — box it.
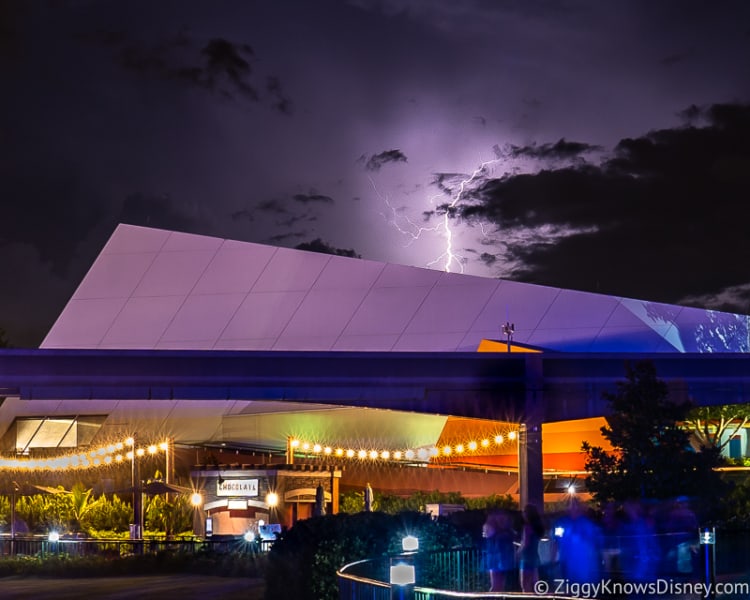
[2,0,750,347]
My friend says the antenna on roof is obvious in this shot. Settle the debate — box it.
[502,321,515,353]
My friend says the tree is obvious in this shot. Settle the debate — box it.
[684,404,750,452]
[68,482,102,532]
[582,360,725,509]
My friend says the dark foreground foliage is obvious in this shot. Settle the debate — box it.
[264,510,472,600]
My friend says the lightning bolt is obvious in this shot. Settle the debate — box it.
[426,157,501,273]
[371,155,503,274]
[370,177,443,245]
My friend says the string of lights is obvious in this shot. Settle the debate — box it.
[0,437,170,471]
[288,431,518,462]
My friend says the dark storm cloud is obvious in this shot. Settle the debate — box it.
[230,209,254,222]
[294,239,361,259]
[461,103,750,311]
[255,199,289,214]
[268,232,307,244]
[119,36,257,100]
[200,38,257,100]
[292,191,335,204]
[431,172,485,197]
[359,149,408,171]
[79,28,264,102]
[479,252,497,266]
[278,213,317,228]
[505,138,602,161]
[266,76,293,115]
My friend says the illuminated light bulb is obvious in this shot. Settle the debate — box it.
[494,435,504,444]
[381,451,390,459]
[97,447,106,456]
[125,438,134,447]
[93,457,101,466]
[313,444,322,453]
[369,450,378,459]
[468,441,478,451]
[335,448,344,457]
[443,445,452,456]
[405,449,415,460]
[159,441,169,451]
[148,445,158,455]
[290,439,300,448]
[126,451,134,460]
[481,439,490,448]
[104,456,113,464]
[107,445,116,454]
[324,447,332,455]
[136,448,145,457]
[115,455,124,463]
[508,431,517,440]
[429,447,439,457]
[393,451,402,460]
[357,450,367,459]
[456,444,465,453]
[302,442,310,451]
[89,450,97,458]
[346,449,355,458]
[116,442,124,450]
[417,448,428,461]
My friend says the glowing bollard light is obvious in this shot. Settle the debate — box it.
[390,562,415,585]
[390,561,416,600]
[47,530,61,556]
[402,535,419,552]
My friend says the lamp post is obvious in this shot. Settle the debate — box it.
[190,491,205,539]
[126,437,143,542]
[10,481,18,556]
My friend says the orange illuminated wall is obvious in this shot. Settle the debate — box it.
[477,339,543,353]
[432,416,612,472]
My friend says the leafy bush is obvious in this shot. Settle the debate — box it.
[339,489,517,514]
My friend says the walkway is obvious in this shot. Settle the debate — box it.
[0,574,264,600]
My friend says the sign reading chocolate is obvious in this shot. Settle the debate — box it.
[217,479,259,497]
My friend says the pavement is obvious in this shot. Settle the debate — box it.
[0,574,265,600]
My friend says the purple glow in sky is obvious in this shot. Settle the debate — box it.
[1,0,749,346]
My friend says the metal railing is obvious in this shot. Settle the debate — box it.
[337,549,586,599]
[338,549,573,600]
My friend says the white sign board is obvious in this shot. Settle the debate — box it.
[217,479,259,497]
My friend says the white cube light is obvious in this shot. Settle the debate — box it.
[402,535,419,552]
[390,563,416,586]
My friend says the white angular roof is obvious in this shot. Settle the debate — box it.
[42,224,749,353]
